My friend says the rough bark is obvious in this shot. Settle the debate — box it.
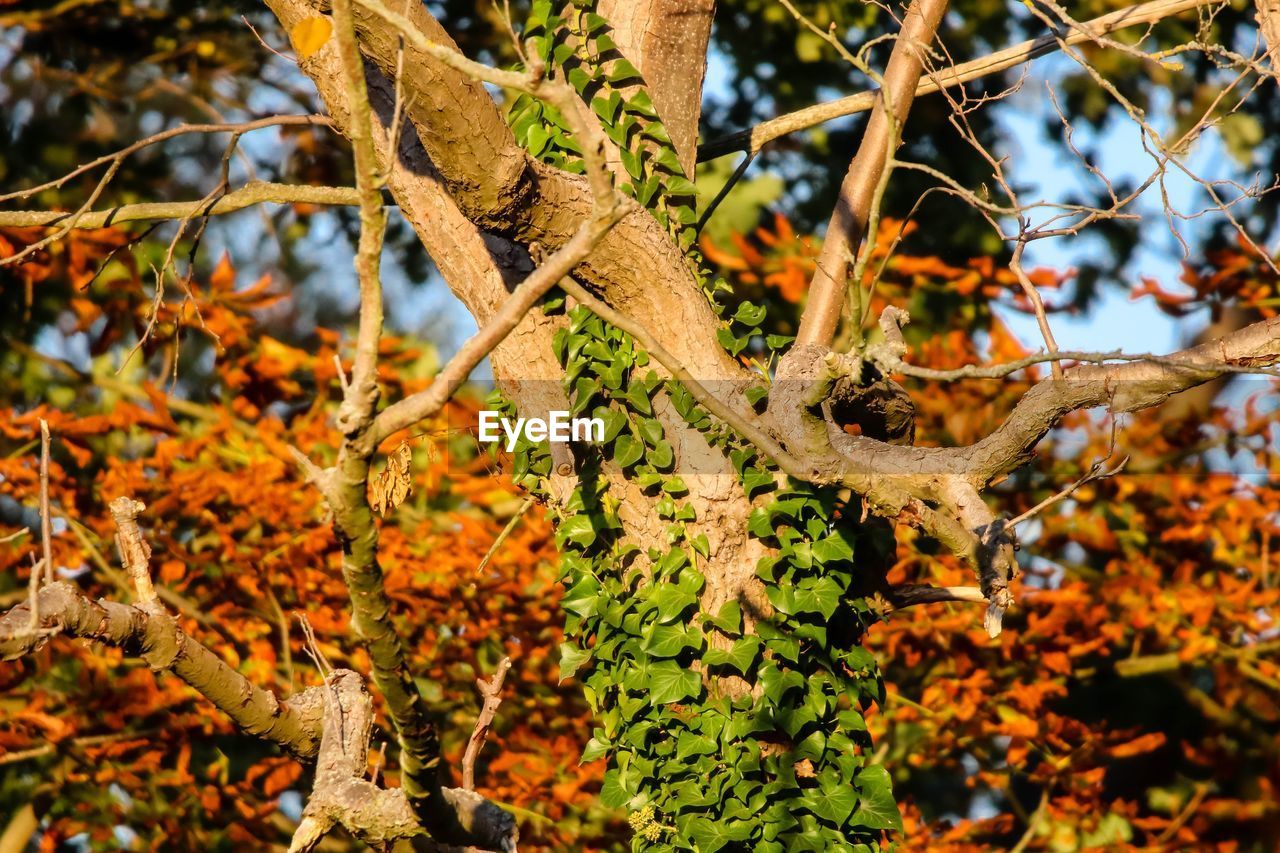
[598,0,716,177]
[288,670,426,852]
[281,0,745,386]
[1257,0,1280,84]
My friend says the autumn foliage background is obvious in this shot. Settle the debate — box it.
[2,209,1277,849]
[2,0,1280,850]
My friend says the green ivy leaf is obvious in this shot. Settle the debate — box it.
[704,599,742,635]
[662,476,689,496]
[597,407,627,442]
[851,765,902,832]
[676,729,717,758]
[599,769,631,808]
[684,816,753,852]
[555,515,597,550]
[624,383,653,415]
[806,775,858,826]
[580,734,610,763]
[638,417,665,446]
[748,507,777,539]
[642,624,702,657]
[612,434,644,468]
[703,636,761,675]
[558,642,591,681]
[745,384,770,405]
[648,440,674,470]
[525,123,550,157]
[733,301,768,326]
[812,532,855,564]
[609,58,642,83]
[561,575,601,618]
[792,576,843,619]
[651,584,698,623]
[646,660,701,704]
[743,466,775,500]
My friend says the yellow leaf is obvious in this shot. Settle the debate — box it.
[291,16,332,59]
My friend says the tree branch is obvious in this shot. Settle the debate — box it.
[332,0,389,435]
[274,1,620,841]
[367,197,627,449]
[462,657,511,792]
[698,0,1219,161]
[795,0,950,347]
[881,583,987,610]
[288,670,423,852]
[268,0,744,385]
[0,583,326,758]
[1,495,518,851]
[0,182,361,230]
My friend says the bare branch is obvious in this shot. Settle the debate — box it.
[881,584,987,610]
[699,0,1221,160]
[0,582,325,759]
[476,497,535,576]
[288,670,423,853]
[108,497,159,609]
[332,0,389,436]
[795,0,950,348]
[367,199,626,449]
[1010,243,1064,380]
[37,421,53,587]
[0,182,361,230]
[462,657,512,791]
[1006,456,1127,529]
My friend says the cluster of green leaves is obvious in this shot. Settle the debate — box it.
[497,3,900,848]
[539,302,899,851]
[509,0,698,248]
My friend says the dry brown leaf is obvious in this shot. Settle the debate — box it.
[291,16,332,59]
[370,442,413,517]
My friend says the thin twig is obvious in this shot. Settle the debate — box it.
[1155,783,1209,844]
[476,497,535,575]
[241,14,296,62]
[462,657,512,791]
[25,556,44,636]
[1009,788,1050,853]
[0,182,361,230]
[108,497,158,608]
[1007,456,1128,529]
[1011,241,1063,380]
[295,612,333,678]
[0,115,331,205]
[37,421,54,586]
[265,586,296,688]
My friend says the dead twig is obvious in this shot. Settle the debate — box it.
[1007,456,1128,529]
[462,657,512,791]
[477,497,535,575]
[38,420,54,586]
